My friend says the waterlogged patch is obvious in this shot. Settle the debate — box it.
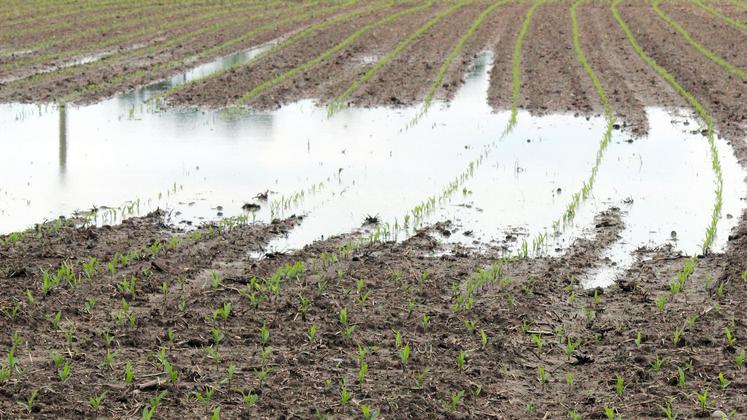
[0,51,744,279]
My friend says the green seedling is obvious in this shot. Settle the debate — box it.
[58,361,71,382]
[569,410,582,420]
[615,373,624,396]
[656,295,667,312]
[718,372,730,389]
[532,334,544,353]
[211,327,224,346]
[736,348,745,368]
[124,360,134,384]
[212,271,221,289]
[240,390,259,408]
[651,356,665,371]
[635,331,643,347]
[142,390,167,420]
[48,310,62,330]
[211,406,220,420]
[724,326,737,346]
[400,344,411,367]
[259,322,270,345]
[84,297,97,313]
[18,389,39,413]
[673,327,683,348]
[361,404,380,420]
[51,351,65,369]
[99,348,117,370]
[339,384,351,406]
[565,337,581,358]
[695,388,710,411]
[358,362,368,385]
[307,323,317,343]
[480,329,488,348]
[658,399,675,420]
[538,365,549,385]
[446,390,465,414]
[214,302,232,322]
[604,405,616,420]
[456,350,466,370]
[89,390,107,410]
[421,313,430,330]
[394,330,402,349]
[415,368,429,389]
[566,371,573,388]
[677,367,686,387]
[193,385,217,405]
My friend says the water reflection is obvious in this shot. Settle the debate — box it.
[58,104,67,179]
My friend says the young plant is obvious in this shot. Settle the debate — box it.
[59,361,71,382]
[240,390,259,408]
[658,399,675,420]
[339,383,351,406]
[259,322,270,346]
[415,368,429,389]
[537,365,549,385]
[446,390,465,414]
[17,389,39,414]
[124,360,134,384]
[736,348,745,369]
[532,334,544,353]
[615,373,624,396]
[651,356,665,371]
[456,350,467,370]
[677,366,686,387]
[89,390,107,410]
[361,404,380,420]
[635,331,643,347]
[307,323,317,344]
[400,344,411,368]
[142,390,167,420]
[718,372,730,389]
[695,388,710,412]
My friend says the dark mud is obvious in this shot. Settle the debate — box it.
[1,206,746,418]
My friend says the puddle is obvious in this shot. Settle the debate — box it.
[1,50,745,288]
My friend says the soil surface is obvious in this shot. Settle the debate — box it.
[1,208,746,418]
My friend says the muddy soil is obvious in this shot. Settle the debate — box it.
[168,2,444,108]
[0,1,328,103]
[615,1,747,146]
[1,206,746,418]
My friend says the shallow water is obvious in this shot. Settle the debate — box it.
[1,49,744,288]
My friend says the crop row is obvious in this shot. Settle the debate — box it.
[652,0,746,81]
[67,0,360,104]
[8,0,319,98]
[160,0,406,101]
[232,1,435,106]
[1,0,154,30]
[160,0,385,100]
[692,0,747,32]
[410,0,507,125]
[326,0,471,116]
[3,0,281,75]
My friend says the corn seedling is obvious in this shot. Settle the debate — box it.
[142,390,167,420]
[695,388,711,411]
[538,365,549,385]
[456,350,467,370]
[259,322,270,346]
[58,361,71,382]
[678,366,686,387]
[615,373,624,396]
[194,385,217,406]
[480,329,488,348]
[635,331,643,348]
[532,334,544,353]
[566,371,573,388]
[604,405,617,420]
[339,383,351,406]
[446,390,465,414]
[415,367,429,388]
[358,362,368,385]
[656,295,667,312]
[211,271,221,289]
[718,372,730,389]
[673,327,683,348]
[89,390,107,410]
[240,389,259,408]
[651,356,665,371]
[658,399,675,420]
[84,297,97,313]
[124,360,134,384]
[211,406,221,420]
[724,325,737,345]
[361,404,380,420]
[17,389,38,414]
[400,343,411,368]
[569,410,581,420]
[736,348,745,368]
[421,313,431,330]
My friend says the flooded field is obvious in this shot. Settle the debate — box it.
[1,0,747,418]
